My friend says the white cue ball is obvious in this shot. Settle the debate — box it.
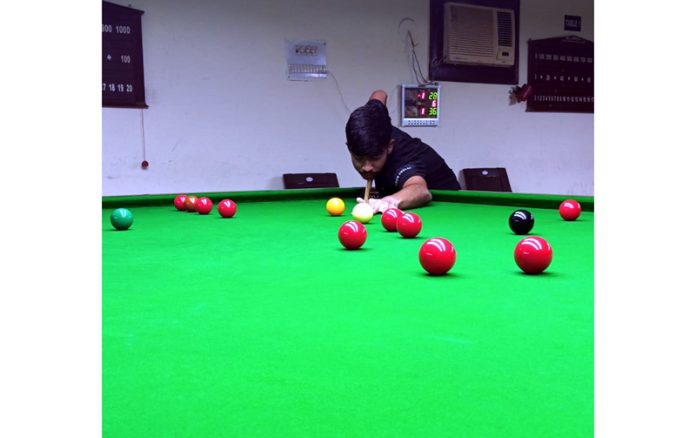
[351,203,374,223]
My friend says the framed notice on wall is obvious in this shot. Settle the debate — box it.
[526,36,593,113]
[102,1,147,108]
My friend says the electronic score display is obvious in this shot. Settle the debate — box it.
[400,84,440,127]
[102,1,147,108]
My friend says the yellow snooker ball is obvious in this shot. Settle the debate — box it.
[351,203,373,223]
[326,197,345,216]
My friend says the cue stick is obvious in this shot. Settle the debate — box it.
[364,179,372,203]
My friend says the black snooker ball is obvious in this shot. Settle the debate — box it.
[508,209,534,235]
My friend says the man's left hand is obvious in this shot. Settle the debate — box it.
[356,196,401,213]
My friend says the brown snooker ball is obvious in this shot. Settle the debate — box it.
[185,195,198,212]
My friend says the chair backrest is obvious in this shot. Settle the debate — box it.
[282,173,339,189]
[459,168,512,192]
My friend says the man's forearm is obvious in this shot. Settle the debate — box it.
[390,184,432,210]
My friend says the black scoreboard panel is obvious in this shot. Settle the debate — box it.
[102,1,147,108]
[526,36,593,113]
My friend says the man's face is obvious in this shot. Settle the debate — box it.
[349,140,394,180]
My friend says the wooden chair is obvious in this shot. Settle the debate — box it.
[459,168,512,192]
[282,173,339,189]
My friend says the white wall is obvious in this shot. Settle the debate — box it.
[102,0,594,196]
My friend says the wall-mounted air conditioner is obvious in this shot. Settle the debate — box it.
[444,2,515,67]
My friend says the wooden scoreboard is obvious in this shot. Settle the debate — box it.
[526,36,593,113]
[102,1,147,108]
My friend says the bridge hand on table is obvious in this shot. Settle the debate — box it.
[356,196,401,214]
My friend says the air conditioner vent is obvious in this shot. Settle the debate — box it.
[497,11,513,47]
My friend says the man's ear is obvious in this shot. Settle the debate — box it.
[386,139,395,155]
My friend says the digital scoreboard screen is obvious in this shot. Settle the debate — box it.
[401,84,440,127]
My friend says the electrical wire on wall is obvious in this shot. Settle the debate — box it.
[329,18,432,118]
[398,17,433,86]
[329,71,399,118]
[327,70,352,115]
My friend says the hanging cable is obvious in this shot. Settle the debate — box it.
[399,18,432,85]
[327,70,352,115]
[140,109,149,169]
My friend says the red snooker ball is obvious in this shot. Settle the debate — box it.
[514,236,553,274]
[559,199,581,221]
[381,208,403,232]
[397,212,422,238]
[174,194,188,211]
[196,197,213,215]
[217,199,237,218]
[419,237,456,275]
[338,220,367,250]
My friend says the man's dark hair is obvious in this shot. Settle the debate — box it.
[345,99,392,157]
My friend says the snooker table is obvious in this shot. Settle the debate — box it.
[102,188,594,437]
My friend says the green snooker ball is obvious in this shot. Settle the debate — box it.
[110,208,134,231]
